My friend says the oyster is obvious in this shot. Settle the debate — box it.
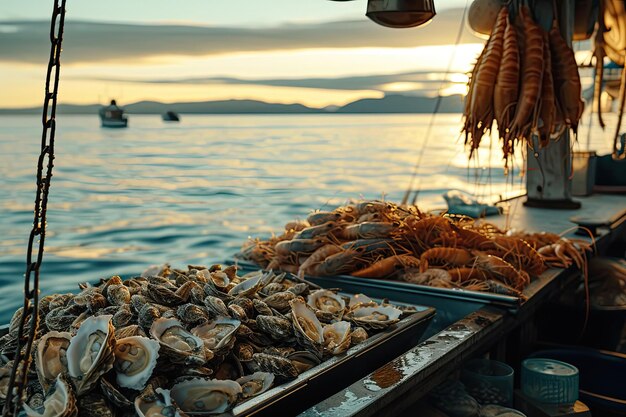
[322,321,351,355]
[227,304,248,322]
[203,296,229,318]
[66,314,115,395]
[347,305,401,330]
[263,291,296,312]
[176,304,209,326]
[252,299,273,316]
[112,305,134,328]
[252,353,298,378]
[100,378,134,409]
[0,361,12,402]
[256,315,293,341]
[138,304,161,330]
[135,386,186,417]
[348,293,376,310]
[46,307,78,333]
[213,355,244,380]
[236,372,274,399]
[146,284,185,307]
[77,393,115,417]
[290,299,323,354]
[233,343,255,362]
[34,331,71,391]
[286,282,308,296]
[229,297,255,318]
[261,282,284,296]
[23,374,78,417]
[287,351,321,374]
[107,284,131,306]
[190,318,240,356]
[115,324,147,339]
[150,318,205,366]
[114,336,160,390]
[170,378,242,415]
[350,327,369,345]
[307,290,346,322]
[227,272,265,297]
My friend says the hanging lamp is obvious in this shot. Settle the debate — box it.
[327,0,436,28]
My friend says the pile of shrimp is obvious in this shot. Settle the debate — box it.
[237,200,593,298]
[462,5,584,166]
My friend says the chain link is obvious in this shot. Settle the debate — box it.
[2,0,67,415]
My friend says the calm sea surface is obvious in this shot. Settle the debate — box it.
[0,113,613,322]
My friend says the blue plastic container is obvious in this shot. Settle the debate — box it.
[529,348,626,415]
[521,358,579,404]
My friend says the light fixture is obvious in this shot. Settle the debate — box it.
[366,0,436,28]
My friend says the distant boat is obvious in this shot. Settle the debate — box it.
[99,100,128,128]
[162,111,180,122]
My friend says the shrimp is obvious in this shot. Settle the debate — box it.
[293,221,340,240]
[494,12,519,158]
[508,6,543,144]
[463,279,525,298]
[474,253,530,290]
[401,268,452,285]
[491,236,546,276]
[310,248,365,277]
[549,17,584,134]
[447,267,488,283]
[340,222,397,240]
[297,244,343,278]
[419,247,474,272]
[351,255,421,278]
[307,211,340,226]
[275,238,326,260]
[463,7,508,155]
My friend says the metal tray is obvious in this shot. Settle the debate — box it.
[231,298,435,416]
[232,259,521,311]
[1,294,434,417]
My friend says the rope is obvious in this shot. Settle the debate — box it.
[402,0,470,206]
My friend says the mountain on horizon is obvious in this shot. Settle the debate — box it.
[0,94,465,115]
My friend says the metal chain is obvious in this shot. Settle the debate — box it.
[2,0,67,415]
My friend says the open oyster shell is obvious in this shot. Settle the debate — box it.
[66,314,115,396]
[170,378,242,415]
[150,318,205,366]
[135,386,187,417]
[307,290,346,322]
[236,372,274,399]
[114,336,160,391]
[23,374,78,417]
[191,317,240,357]
[290,299,323,355]
[34,331,71,391]
[347,305,402,330]
[322,321,352,355]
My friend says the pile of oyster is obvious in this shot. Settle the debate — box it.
[0,265,414,416]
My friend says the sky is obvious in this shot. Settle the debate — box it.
[0,0,483,108]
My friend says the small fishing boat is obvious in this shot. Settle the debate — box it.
[162,110,180,122]
[99,99,128,128]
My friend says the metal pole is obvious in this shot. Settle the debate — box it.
[524,0,582,209]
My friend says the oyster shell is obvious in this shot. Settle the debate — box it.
[0,361,12,402]
[227,272,265,297]
[138,304,161,330]
[66,314,115,395]
[100,378,134,409]
[307,290,346,322]
[236,372,274,399]
[290,299,323,354]
[150,318,205,366]
[233,343,255,362]
[146,284,185,307]
[203,296,229,318]
[256,315,293,341]
[115,324,147,339]
[227,304,248,322]
[263,291,296,312]
[135,386,187,417]
[170,378,242,415]
[34,331,71,391]
[176,304,209,326]
[261,282,284,296]
[114,336,160,390]
[287,351,321,374]
[107,284,131,306]
[252,353,298,378]
[190,318,240,356]
[350,327,369,345]
[322,321,351,355]
[23,374,78,417]
[348,293,376,310]
[347,305,401,330]
[77,392,115,417]
[229,297,255,319]
[112,305,134,328]
[252,299,273,316]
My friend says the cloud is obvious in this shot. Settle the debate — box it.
[78,70,468,93]
[0,8,481,65]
